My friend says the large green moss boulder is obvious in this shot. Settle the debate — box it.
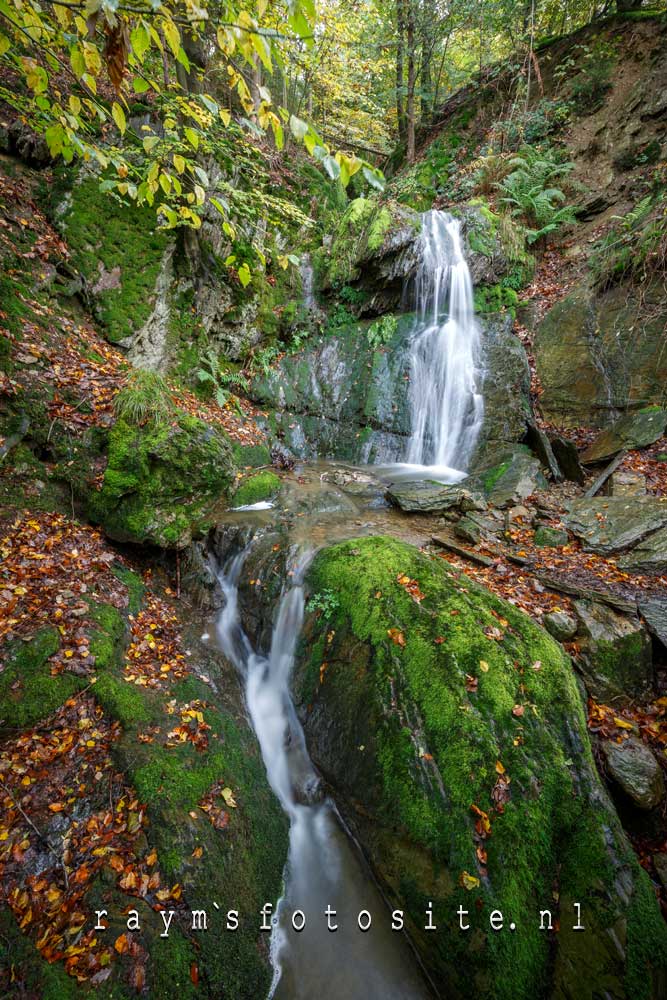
[296,536,667,1000]
[90,414,237,547]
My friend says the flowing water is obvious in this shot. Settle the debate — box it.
[381,209,484,484]
[215,537,432,1000]
[209,208,486,997]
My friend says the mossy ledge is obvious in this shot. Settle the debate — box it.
[295,536,667,1000]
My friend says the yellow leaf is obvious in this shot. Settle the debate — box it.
[495,760,505,774]
[459,871,480,891]
[479,660,489,672]
[613,717,634,730]
[112,102,126,135]
[221,787,237,808]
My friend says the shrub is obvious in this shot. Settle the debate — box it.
[196,349,249,407]
[496,145,576,244]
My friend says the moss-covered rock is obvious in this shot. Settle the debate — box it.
[0,628,84,731]
[50,171,168,345]
[89,414,237,548]
[295,536,667,1000]
[232,471,281,507]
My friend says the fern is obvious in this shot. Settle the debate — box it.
[196,349,249,408]
[496,145,576,243]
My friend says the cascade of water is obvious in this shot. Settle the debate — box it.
[215,542,430,1000]
[383,210,484,483]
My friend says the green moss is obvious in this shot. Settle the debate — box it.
[533,526,568,547]
[232,442,272,468]
[0,908,79,1000]
[93,673,150,728]
[483,460,511,491]
[49,172,168,344]
[89,413,237,547]
[112,565,145,614]
[325,197,409,288]
[300,536,667,998]
[0,629,84,731]
[474,284,521,315]
[232,471,281,507]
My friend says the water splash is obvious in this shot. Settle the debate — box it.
[385,210,484,484]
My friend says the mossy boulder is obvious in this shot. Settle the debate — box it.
[231,471,281,507]
[295,536,667,1000]
[573,599,653,701]
[89,414,237,548]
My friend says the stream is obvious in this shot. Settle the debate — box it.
[209,209,483,998]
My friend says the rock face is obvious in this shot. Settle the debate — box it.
[565,496,667,555]
[534,279,667,429]
[581,408,667,464]
[473,445,547,507]
[89,415,237,547]
[573,600,653,701]
[602,737,665,810]
[295,536,667,1000]
[249,313,531,465]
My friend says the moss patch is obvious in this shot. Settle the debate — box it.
[232,471,281,507]
[49,171,168,344]
[0,629,84,731]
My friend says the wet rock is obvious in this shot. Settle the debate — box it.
[534,280,667,429]
[475,316,532,460]
[386,481,486,514]
[549,434,586,484]
[454,516,481,544]
[565,496,667,555]
[608,470,647,497]
[602,737,665,810]
[533,525,569,548]
[573,600,653,701]
[542,610,578,642]
[581,408,667,464]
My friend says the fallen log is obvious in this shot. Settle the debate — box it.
[535,572,637,615]
[583,450,627,498]
[431,535,496,567]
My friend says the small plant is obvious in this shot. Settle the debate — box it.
[249,344,282,377]
[555,41,616,113]
[114,370,174,425]
[307,589,340,617]
[196,349,249,407]
[590,193,667,289]
[367,314,398,350]
[496,145,576,244]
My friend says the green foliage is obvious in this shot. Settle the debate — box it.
[196,348,250,407]
[306,589,340,617]
[113,370,173,426]
[367,314,398,350]
[249,344,282,377]
[590,191,667,288]
[232,471,281,507]
[555,41,617,112]
[497,145,576,243]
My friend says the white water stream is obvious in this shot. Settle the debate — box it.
[381,209,484,484]
[215,543,431,999]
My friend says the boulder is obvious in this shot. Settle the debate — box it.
[472,445,547,507]
[542,610,578,642]
[573,600,653,701]
[534,279,667,429]
[618,526,667,574]
[638,598,667,649]
[608,470,647,497]
[525,423,562,481]
[454,515,481,544]
[602,737,665,810]
[533,525,569,547]
[295,536,667,998]
[549,434,586,485]
[581,408,667,464]
[89,415,237,548]
[565,496,667,555]
[386,481,486,514]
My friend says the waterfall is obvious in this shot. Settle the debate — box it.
[394,210,484,482]
[215,542,430,1000]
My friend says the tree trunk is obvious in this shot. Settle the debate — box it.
[406,0,416,163]
[396,0,407,143]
